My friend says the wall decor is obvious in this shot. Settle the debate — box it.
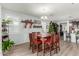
[33,20,41,24]
[33,20,42,28]
[21,20,33,28]
[21,19,42,28]
[33,25,42,28]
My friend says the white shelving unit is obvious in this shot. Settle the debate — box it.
[2,21,9,41]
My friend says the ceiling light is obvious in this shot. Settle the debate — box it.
[41,16,48,19]
[40,6,50,13]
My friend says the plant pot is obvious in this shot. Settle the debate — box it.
[3,45,14,55]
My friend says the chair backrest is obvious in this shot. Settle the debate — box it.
[51,34,54,43]
[29,33,32,41]
[29,33,33,47]
[37,32,40,35]
[32,32,41,40]
[50,33,60,43]
[46,35,52,40]
[32,32,37,40]
[44,33,52,43]
[54,33,60,42]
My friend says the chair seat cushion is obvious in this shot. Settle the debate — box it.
[33,39,42,44]
[44,39,52,45]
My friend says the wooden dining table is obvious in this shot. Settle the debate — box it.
[37,33,51,56]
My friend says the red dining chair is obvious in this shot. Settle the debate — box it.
[44,33,60,56]
[44,34,55,56]
[32,32,42,56]
[53,32,60,53]
[29,33,32,49]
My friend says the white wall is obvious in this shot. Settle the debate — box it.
[2,8,43,45]
[0,5,2,56]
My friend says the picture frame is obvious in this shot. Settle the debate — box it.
[33,20,42,28]
[33,20,41,24]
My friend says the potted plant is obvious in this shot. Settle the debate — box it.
[48,21,54,34]
[48,21,58,34]
[54,23,58,34]
[2,39,14,54]
[2,18,13,24]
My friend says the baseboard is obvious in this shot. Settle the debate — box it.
[14,42,29,46]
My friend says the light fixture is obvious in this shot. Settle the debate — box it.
[41,16,48,20]
[40,6,50,13]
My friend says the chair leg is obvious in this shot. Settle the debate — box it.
[39,44,42,52]
[32,44,35,53]
[53,45,56,54]
[56,43,58,53]
[37,45,38,56]
[58,45,60,51]
[57,43,60,52]
[32,45,34,53]
[32,46,33,53]
[43,43,45,56]
[29,43,31,49]
[50,46,52,56]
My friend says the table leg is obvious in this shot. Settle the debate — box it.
[50,45,52,56]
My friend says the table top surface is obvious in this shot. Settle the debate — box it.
[37,33,51,37]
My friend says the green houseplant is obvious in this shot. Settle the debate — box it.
[2,39,14,52]
[2,19,13,24]
[48,21,58,34]
[48,21,55,34]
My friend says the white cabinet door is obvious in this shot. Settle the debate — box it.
[71,33,76,43]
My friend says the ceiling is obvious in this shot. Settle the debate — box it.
[1,3,79,20]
